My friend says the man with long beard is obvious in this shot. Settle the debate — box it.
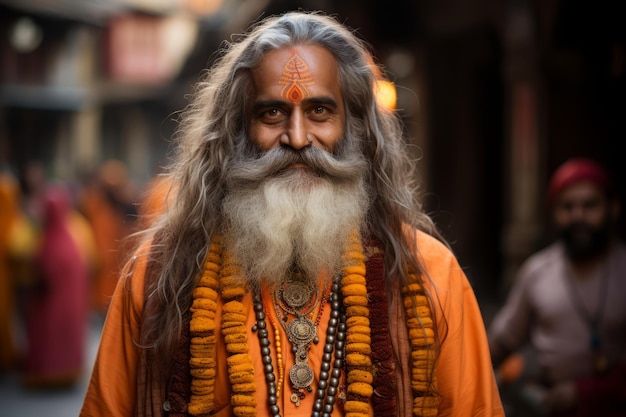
[489,158,626,417]
[81,11,503,417]
[222,142,369,290]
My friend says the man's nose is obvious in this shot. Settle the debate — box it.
[280,111,310,150]
[568,204,587,220]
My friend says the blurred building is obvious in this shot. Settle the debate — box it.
[1,0,624,302]
[0,0,230,184]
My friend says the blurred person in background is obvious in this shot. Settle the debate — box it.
[0,172,40,373]
[81,11,503,417]
[14,160,48,316]
[78,159,138,316]
[489,157,626,417]
[22,182,95,389]
[0,173,23,372]
[20,160,46,229]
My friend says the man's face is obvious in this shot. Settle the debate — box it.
[248,44,345,156]
[553,181,612,260]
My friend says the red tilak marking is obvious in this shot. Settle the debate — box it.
[278,54,314,103]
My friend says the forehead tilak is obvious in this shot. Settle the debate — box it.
[277,52,315,103]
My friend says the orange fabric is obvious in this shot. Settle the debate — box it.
[211,275,346,416]
[0,174,20,370]
[137,175,176,229]
[496,353,525,384]
[80,230,503,416]
[0,174,39,370]
[81,247,146,417]
[80,187,134,314]
[411,231,504,416]
[68,211,99,274]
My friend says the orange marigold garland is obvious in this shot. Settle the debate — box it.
[188,233,438,417]
[402,269,440,417]
[342,232,373,417]
[220,248,257,417]
[188,239,221,416]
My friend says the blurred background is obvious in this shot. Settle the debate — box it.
[0,0,624,415]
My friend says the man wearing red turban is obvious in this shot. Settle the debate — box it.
[489,158,626,417]
[547,158,615,205]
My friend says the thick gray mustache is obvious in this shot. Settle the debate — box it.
[226,145,367,186]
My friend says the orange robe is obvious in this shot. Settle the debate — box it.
[0,175,21,371]
[136,175,176,229]
[79,186,135,314]
[80,230,504,416]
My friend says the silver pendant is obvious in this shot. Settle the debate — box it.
[289,361,315,388]
[281,280,314,309]
[287,316,317,345]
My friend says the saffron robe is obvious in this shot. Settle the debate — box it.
[80,229,504,416]
[0,174,24,371]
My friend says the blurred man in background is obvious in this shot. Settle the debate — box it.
[489,158,626,417]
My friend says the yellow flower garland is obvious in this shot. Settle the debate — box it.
[342,232,373,417]
[220,248,257,417]
[188,234,438,417]
[403,269,440,417]
[188,239,221,416]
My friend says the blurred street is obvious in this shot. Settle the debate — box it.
[0,318,102,417]
[0,300,549,417]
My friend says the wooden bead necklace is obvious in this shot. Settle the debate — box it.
[261,293,285,399]
[252,282,345,417]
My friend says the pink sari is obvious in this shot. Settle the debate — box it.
[23,185,90,388]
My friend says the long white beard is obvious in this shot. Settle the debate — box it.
[222,168,369,289]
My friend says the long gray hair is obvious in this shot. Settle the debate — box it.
[136,10,445,368]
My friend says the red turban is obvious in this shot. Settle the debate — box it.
[547,158,613,203]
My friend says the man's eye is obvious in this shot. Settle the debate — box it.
[313,106,325,114]
[266,108,280,117]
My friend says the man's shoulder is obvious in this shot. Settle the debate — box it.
[526,242,561,263]
[412,229,460,271]
[118,237,155,295]
[414,228,453,257]
[517,242,562,280]
[127,238,155,271]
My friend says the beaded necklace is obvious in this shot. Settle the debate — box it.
[187,233,439,417]
[253,282,345,417]
[260,294,285,399]
[271,274,331,406]
[563,257,611,373]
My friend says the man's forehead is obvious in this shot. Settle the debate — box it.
[253,45,340,102]
[557,181,605,202]
[278,51,314,103]
[262,45,333,66]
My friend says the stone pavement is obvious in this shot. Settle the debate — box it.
[0,318,102,417]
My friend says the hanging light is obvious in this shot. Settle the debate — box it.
[10,17,43,53]
[367,53,397,112]
[375,78,397,112]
